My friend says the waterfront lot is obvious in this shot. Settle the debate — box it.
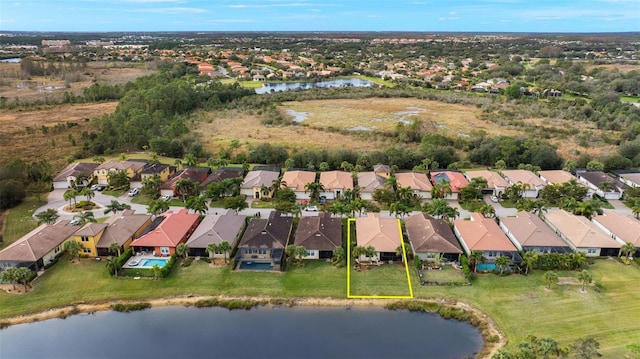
[0,257,638,356]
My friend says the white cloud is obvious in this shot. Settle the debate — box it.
[227,2,338,8]
[141,7,208,13]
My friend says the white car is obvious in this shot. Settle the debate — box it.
[128,188,139,197]
[161,195,171,201]
[305,205,319,212]
[490,195,499,203]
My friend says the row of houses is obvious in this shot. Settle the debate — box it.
[53,160,634,202]
[2,205,637,273]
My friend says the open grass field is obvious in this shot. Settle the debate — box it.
[0,196,43,248]
[0,102,117,169]
[0,257,638,356]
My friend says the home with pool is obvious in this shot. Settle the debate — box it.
[294,212,342,260]
[404,213,463,263]
[234,211,293,271]
[130,209,200,257]
[71,210,152,257]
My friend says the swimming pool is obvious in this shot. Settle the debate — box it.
[475,263,496,272]
[238,260,274,270]
[136,258,169,269]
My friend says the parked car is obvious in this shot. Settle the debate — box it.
[90,184,99,190]
[305,205,318,212]
[128,188,139,197]
[161,195,171,201]
[96,185,105,191]
[490,195,499,203]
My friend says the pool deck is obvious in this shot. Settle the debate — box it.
[123,255,169,269]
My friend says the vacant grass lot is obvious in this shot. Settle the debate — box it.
[1,256,638,357]
[349,264,412,297]
[0,196,43,248]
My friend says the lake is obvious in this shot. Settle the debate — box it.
[0,58,21,63]
[255,78,377,94]
[0,306,482,359]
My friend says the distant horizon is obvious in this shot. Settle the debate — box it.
[1,0,638,33]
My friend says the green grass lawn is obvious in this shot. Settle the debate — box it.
[1,196,43,247]
[1,256,639,357]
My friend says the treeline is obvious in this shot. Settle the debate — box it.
[0,159,53,210]
[76,62,254,159]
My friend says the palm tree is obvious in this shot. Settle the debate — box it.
[183,153,198,167]
[332,246,346,267]
[176,243,189,261]
[104,244,118,258]
[516,198,536,212]
[73,211,97,226]
[104,200,131,215]
[542,270,558,289]
[479,204,496,218]
[64,240,83,260]
[468,250,484,273]
[598,180,614,193]
[148,199,170,216]
[430,178,452,199]
[621,242,636,259]
[218,241,232,264]
[577,269,592,292]
[560,197,578,212]
[632,199,640,219]
[176,178,195,202]
[520,251,538,275]
[63,189,79,208]
[80,187,95,202]
[389,201,410,219]
[531,200,548,218]
[573,201,603,220]
[152,264,162,280]
[35,208,59,224]
[105,256,121,277]
[206,243,218,260]
[329,202,349,218]
[304,182,325,203]
[495,255,510,275]
[186,195,209,215]
[223,195,248,214]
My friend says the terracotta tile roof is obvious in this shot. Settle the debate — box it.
[544,210,621,249]
[454,213,516,253]
[501,170,545,188]
[159,167,210,190]
[319,171,353,191]
[464,170,509,188]
[130,209,200,248]
[355,213,401,253]
[499,211,567,248]
[430,171,469,193]
[395,172,433,191]
[405,213,462,254]
[593,210,640,246]
[281,170,316,192]
[294,212,342,251]
[357,172,385,193]
[538,170,579,185]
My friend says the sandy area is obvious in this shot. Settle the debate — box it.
[0,295,505,357]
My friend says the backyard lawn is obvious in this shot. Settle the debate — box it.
[0,256,638,357]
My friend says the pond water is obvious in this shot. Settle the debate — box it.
[0,58,21,63]
[0,305,482,359]
[255,78,377,94]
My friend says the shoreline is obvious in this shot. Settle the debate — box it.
[0,295,506,358]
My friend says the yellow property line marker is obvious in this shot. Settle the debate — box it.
[346,218,414,299]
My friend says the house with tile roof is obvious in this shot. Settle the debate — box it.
[355,213,402,262]
[235,211,293,270]
[281,170,317,200]
[93,160,146,185]
[294,212,342,259]
[464,170,509,197]
[453,213,519,264]
[130,209,200,257]
[499,211,571,254]
[240,169,281,199]
[159,167,210,198]
[186,211,247,258]
[538,170,580,186]
[592,210,640,257]
[130,163,175,189]
[576,170,627,200]
[616,172,640,189]
[395,172,433,200]
[0,221,80,271]
[501,170,545,198]
[200,167,245,191]
[544,210,621,257]
[430,171,469,200]
[72,210,152,257]
[319,170,354,200]
[405,213,462,262]
[53,162,99,189]
[357,172,386,200]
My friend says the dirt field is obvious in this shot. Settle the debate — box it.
[0,102,117,169]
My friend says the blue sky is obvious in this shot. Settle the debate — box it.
[1,0,639,33]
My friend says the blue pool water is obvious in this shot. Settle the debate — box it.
[238,261,274,270]
[139,258,169,268]
[476,263,496,271]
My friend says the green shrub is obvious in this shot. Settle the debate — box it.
[116,248,133,268]
[112,302,151,312]
[182,258,194,267]
[200,257,211,263]
[160,254,177,278]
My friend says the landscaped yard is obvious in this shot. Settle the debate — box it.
[0,256,638,357]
